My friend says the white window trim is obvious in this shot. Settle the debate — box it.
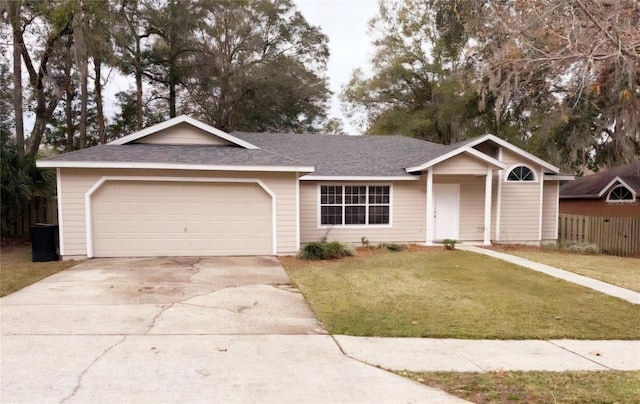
[505,163,539,183]
[316,183,393,228]
[84,176,277,258]
[606,185,637,204]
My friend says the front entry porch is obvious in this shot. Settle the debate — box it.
[426,171,495,246]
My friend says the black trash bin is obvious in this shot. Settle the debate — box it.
[30,223,59,262]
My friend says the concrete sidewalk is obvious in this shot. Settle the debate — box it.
[457,245,640,305]
[334,336,640,372]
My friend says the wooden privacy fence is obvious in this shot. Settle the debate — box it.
[1,196,58,238]
[558,214,640,256]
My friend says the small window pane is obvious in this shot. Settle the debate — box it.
[345,186,366,204]
[321,185,342,204]
[369,186,390,204]
[368,206,390,224]
[345,206,366,224]
[507,166,534,181]
[321,206,343,225]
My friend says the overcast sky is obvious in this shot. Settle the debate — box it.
[295,0,379,133]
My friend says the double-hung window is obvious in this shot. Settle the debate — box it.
[320,185,390,226]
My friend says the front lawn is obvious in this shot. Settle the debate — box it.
[281,248,640,339]
[0,245,81,297]
[402,370,640,404]
[493,247,640,292]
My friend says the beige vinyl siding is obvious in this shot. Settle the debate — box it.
[497,148,545,242]
[134,122,233,145]
[499,181,541,242]
[434,176,486,241]
[299,180,426,245]
[541,181,558,240]
[432,154,489,175]
[58,168,298,256]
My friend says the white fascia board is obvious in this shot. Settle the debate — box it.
[107,115,260,150]
[465,134,560,173]
[299,175,419,181]
[597,176,636,198]
[405,146,507,173]
[544,174,575,181]
[36,160,314,173]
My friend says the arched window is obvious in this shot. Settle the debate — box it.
[507,166,535,181]
[607,185,634,203]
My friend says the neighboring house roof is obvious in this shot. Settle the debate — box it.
[37,144,315,172]
[559,161,640,199]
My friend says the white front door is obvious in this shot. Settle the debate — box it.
[433,183,460,240]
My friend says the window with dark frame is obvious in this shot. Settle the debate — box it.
[507,166,535,181]
[607,185,634,202]
[320,185,390,225]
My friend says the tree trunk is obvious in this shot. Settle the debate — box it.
[65,83,74,149]
[64,41,74,150]
[169,66,177,118]
[27,96,60,158]
[74,3,88,149]
[7,0,24,156]
[20,9,72,158]
[94,58,106,143]
[168,0,177,118]
[135,37,144,129]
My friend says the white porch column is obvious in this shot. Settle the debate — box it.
[538,168,544,242]
[483,168,492,245]
[426,169,434,246]
[495,148,503,241]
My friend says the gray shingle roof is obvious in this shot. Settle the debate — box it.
[41,144,312,168]
[232,132,453,177]
[39,131,461,177]
[560,161,640,198]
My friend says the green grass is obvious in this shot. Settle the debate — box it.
[0,245,81,297]
[498,248,640,292]
[281,248,640,339]
[402,370,640,404]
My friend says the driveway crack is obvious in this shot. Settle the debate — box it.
[60,335,127,403]
[188,258,202,280]
[146,303,175,333]
[145,288,219,333]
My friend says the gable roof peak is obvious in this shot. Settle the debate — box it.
[108,115,260,149]
[459,133,560,173]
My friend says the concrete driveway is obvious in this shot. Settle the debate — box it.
[1,257,464,403]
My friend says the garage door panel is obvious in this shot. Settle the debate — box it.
[92,181,272,257]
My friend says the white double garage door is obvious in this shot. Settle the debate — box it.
[91,181,272,257]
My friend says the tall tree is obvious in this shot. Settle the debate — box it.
[184,0,330,132]
[342,0,486,143]
[6,0,74,158]
[474,0,640,169]
[114,0,152,130]
[4,0,25,156]
[143,0,200,118]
